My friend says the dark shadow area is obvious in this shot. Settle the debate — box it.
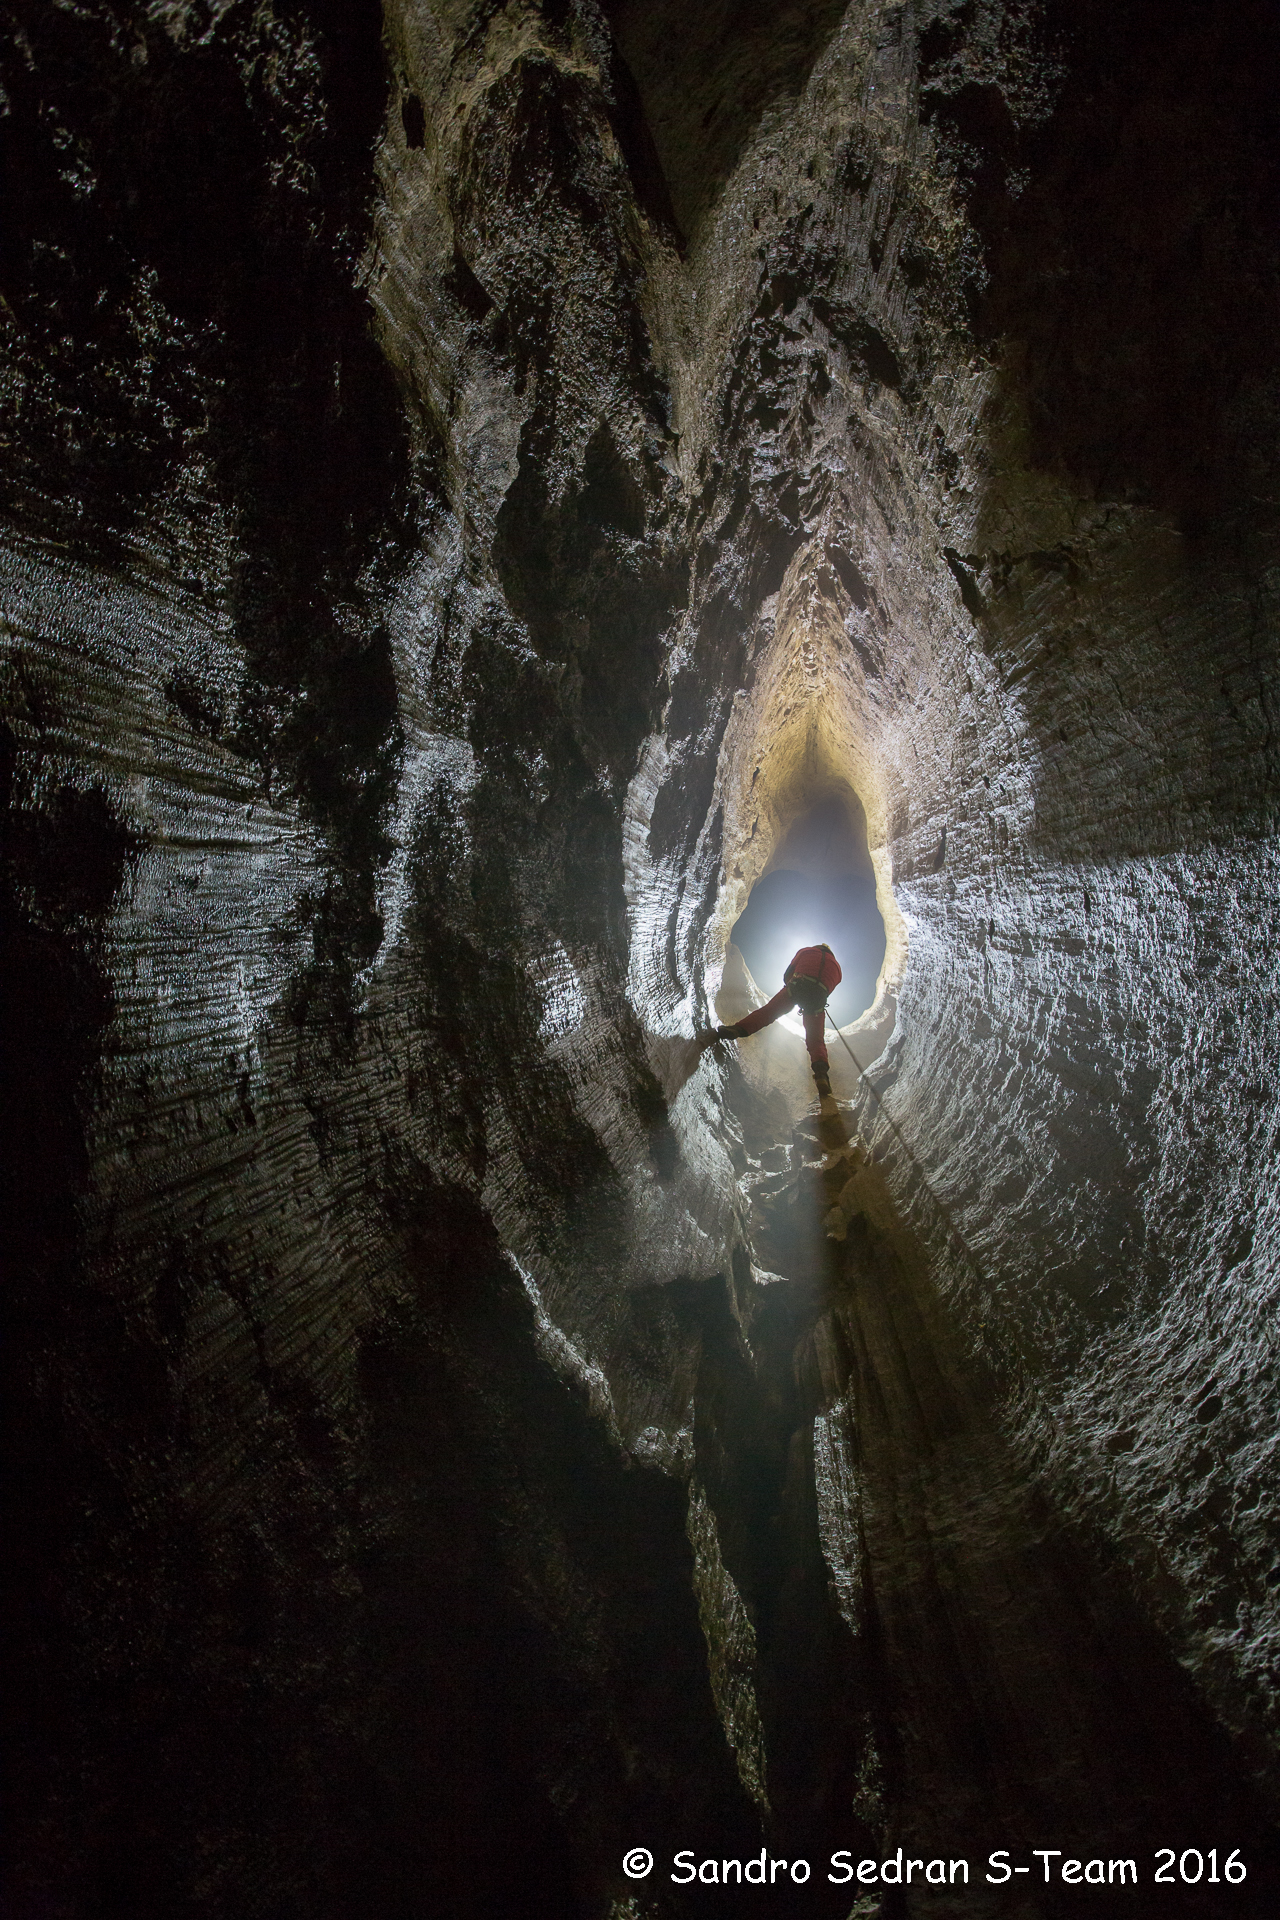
[466,50,685,794]
[599,0,851,240]
[685,1278,880,1909]
[922,0,1280,530]
[0,0,418,1033]
[829,1146,1280,1917]
[719,1091,1280,1918]
[4,1135,762,1920]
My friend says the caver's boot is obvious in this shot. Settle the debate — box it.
[714,1023,744,1039]
[813,1062,832,1100]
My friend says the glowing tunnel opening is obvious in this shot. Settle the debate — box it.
[728,795,886,1028]
[704,543,911,1124]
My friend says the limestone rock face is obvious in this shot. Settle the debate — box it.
[4,1,1279,1914]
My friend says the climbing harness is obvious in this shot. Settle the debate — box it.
[784,941,841,1011]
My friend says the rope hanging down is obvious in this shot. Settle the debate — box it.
[823,1009,990,1290]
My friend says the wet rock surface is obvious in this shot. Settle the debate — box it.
[3,2,1280,1916]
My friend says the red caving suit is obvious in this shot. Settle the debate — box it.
[734,943,842,1067]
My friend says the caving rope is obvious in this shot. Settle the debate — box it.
[823,1008,991,1291]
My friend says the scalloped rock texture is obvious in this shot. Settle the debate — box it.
[4,1,1280,1916]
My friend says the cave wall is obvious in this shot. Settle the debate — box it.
[3,1,1279,1916]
